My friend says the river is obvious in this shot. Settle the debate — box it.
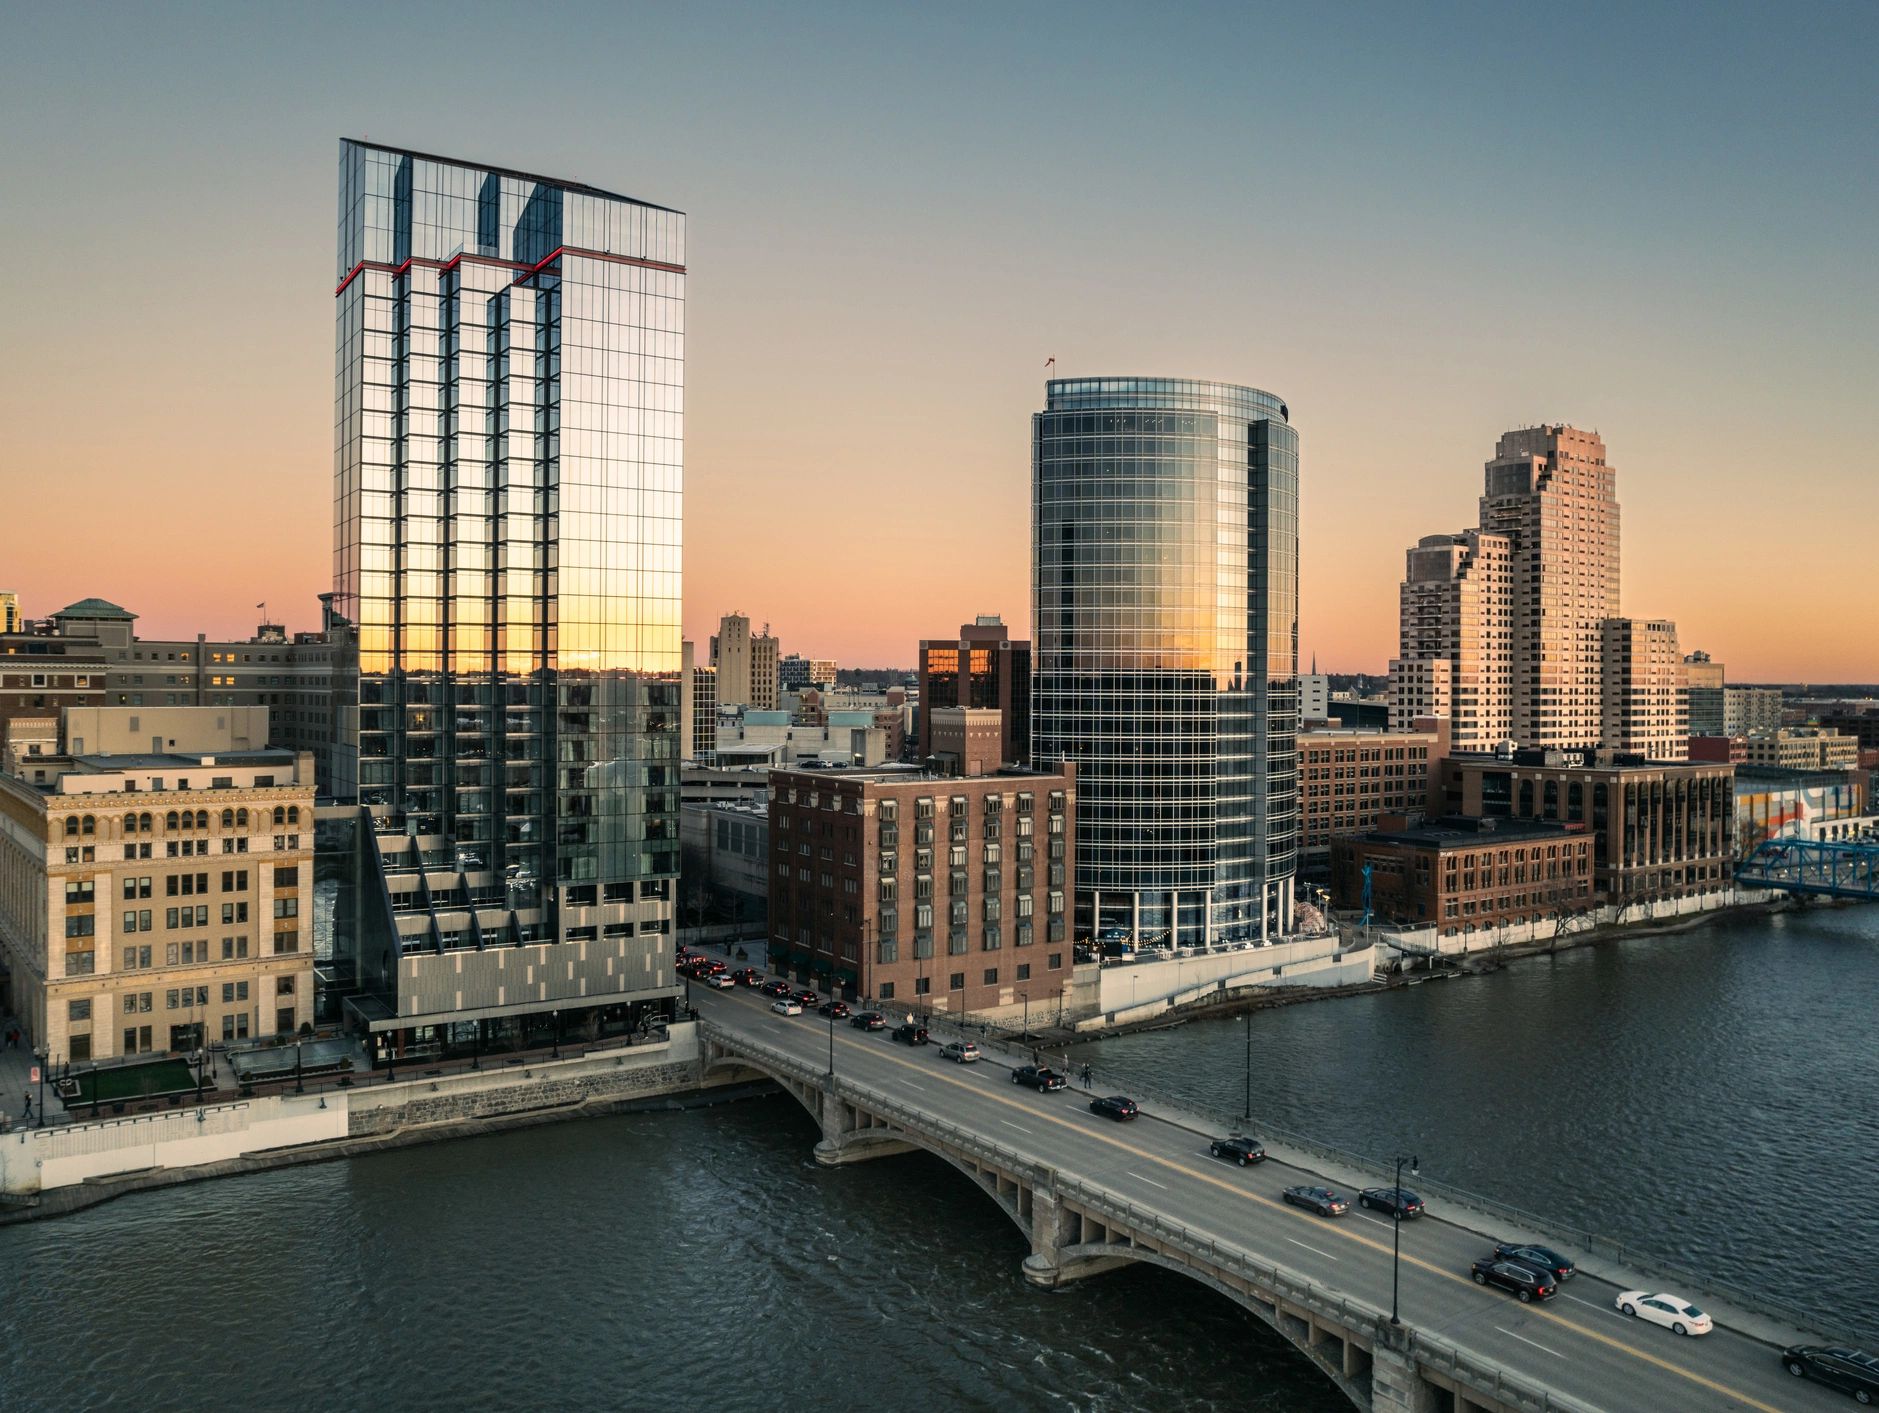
[0,902,1871,1412]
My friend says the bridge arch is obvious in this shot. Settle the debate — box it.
[700,1052,1031,1238]
[1055,1241,1370,1410]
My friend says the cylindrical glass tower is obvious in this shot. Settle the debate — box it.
[1032,377,1298,947]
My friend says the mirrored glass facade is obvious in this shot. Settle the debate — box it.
[1032,378,1298,946]
[330,141,682,1041]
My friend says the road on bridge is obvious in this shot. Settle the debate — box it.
[699,985,1844,1413]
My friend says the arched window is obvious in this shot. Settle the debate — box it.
[221,809,235,828]
[236,808,248,828]
[81,815,96,836]
[195,810,208,829]
[1568,782,1584,819]
[64,816,80,838]
[139,812,152,833]
[272,807,286,826]
[1517,781,1534,816]
[166,811,181,830]
[124,814,139,835]
[287,806,300,825]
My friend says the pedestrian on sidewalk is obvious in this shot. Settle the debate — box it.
[22,1091,33,1121]
[1081,1063,1093,1090]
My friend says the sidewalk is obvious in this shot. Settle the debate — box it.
[0,1015,66,1131]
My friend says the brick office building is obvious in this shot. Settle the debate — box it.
[1331,816,1594,936]
[1436,749,1733,902]
[1297,720,1447,872]
[767,763,1074,1020]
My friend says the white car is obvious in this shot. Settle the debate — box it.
[770,999,803,1016]
[705,974,736,989]
[1614,1291,1713,1336]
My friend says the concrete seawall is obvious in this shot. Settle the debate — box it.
[0,1023,769,1223]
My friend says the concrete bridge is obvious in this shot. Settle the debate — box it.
[697,991,1849,1413]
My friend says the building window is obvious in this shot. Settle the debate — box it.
[949,972,965,990]
[67,1000,90,1022]
[877,939,898,964]
[879,981,896,1000]
[982,967,998,985]
[1016,963,1031,981]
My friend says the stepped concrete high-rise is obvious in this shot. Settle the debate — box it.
[1031,377,1299,946]
[1390,425,1687,759]
[326,140,684,1059]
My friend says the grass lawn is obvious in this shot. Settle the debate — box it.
[62,1058,206,1107]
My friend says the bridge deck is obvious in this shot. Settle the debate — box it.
[698,986,1852,1413]
[1736,836,1879,900]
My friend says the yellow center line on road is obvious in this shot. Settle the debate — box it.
[713,992,1788,1413]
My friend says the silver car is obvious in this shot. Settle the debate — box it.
[939,1041,981,1064]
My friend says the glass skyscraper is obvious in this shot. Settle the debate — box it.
[1032,378,1298,947]
[327,140,683,1057]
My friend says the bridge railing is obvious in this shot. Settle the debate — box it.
[1050,1172,1598,1413]
[706,1021,1595,1413]
[716,1013,1868,1349]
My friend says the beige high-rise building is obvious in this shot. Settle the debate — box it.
[1389,530,1512,748]
[0,738,315,1063]
[711,613,780,710]
[1479,425,1621,750]
[1601,618,1688,759]
[1391,425,1686,759]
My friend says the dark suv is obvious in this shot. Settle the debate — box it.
[1782,1345,1879,1404]
[892,1022,930,1045]
[1210,1136,1266,1166]
[1470,1257,1558,1303]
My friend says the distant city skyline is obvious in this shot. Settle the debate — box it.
[2,3,1873,680]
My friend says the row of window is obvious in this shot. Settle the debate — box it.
[873,956,1063,999]
[65,805,301,838]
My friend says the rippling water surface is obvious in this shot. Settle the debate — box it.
[0,903,1872,1411]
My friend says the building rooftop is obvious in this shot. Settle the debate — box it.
[1734,764,1862,785]
[52,597,135,620]
[772,763,1065,786]
[1362,816,1586,849]
[343,138,682,213]
[1446,748,1724,772]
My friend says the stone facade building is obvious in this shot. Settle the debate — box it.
[0,747,315,1064]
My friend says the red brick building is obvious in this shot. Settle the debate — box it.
[768,763,1073,1019]
[1331,815,1594,936]
[917,616,1031,766]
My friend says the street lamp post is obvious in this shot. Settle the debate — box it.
[1241,1013,1253,1126]
[826,1007,836,1080]
[1389,1153,1420,1326]
[551,1009,561,1060]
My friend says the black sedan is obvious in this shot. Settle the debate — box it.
[849,1011,887,1031]
[1210,1136,1267,1166]
[817,1000,851,1019]
[892,1022,930,1045]
[1781,1345,1879,1404]
[793,989,822,1009]
[1358,1187,1424,1219]
[1012,1065,1067,1092]
[758,980,793,999]
[1492,1242,1576,1282]
[1471,1257,1558,1303]
[1282,1186,1348,1217]
[1089,1095,1138,1121]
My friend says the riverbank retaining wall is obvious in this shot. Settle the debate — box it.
[0,1024,733,1203]
[1079,934,1372,1030]
[1374,886,1744,960]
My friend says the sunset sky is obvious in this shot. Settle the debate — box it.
[2,2,1873,681]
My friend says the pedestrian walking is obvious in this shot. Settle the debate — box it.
[22,1091,33,1121]
[1082,1063,1093,1090]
